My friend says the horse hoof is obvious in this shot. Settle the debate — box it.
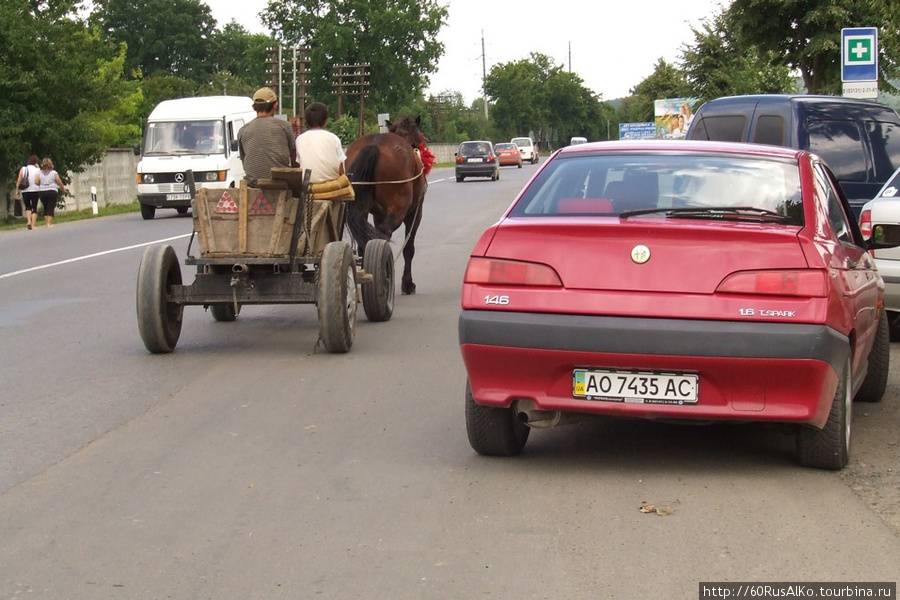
[402,282,416,295]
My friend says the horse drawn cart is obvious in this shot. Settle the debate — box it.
[135,168,395,354]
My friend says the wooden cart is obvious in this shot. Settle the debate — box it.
[136,168,395,354]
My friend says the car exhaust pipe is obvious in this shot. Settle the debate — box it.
[232,263,249,274]
[514,399,589,429]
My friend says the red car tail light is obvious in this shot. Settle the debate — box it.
[717,270,828,297]
[464,257,562,287]
[859,208,872,238]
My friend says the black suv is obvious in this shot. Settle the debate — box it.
[686,94,900,215]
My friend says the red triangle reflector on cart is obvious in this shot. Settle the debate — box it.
[249,191,276,215]
[214,191,238,213]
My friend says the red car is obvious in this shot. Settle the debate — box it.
[494,142,523,168]
[459,140,900,470]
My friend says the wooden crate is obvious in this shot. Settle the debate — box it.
[192,183,299,257]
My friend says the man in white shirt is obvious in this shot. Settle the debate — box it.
[296,102,346,184]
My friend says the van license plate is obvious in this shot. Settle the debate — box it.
[166,193,191,201]
[573,369,698,404]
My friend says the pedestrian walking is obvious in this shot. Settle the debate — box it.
[15,155,41,229]
[35,157,66,228]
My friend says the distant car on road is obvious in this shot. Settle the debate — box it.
[459,139,900,470]
[455,141,499,182]
[570,136,588,145]
[494,143,522,168]
[859,165,900,336]
[511,137,539,164]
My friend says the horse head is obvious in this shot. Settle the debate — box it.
[386,116,426,148]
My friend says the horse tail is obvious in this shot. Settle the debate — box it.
[347,144,390,245]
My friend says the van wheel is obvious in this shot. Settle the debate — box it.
[140,204,156,220]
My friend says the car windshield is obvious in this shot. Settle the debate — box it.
[513,139,529,148]
[144,120,226,155]
[509,153,804,226]
[496,144,514,150]
[460,143,492,157]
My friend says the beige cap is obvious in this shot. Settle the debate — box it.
[252,87,277,104]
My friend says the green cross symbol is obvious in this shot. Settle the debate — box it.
[847,37,874,64]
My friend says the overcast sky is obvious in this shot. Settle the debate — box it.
[205,0,723,103]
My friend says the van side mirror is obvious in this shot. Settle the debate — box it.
[133,143,141,156]
[866,223,900,249]
[230,140,239,152]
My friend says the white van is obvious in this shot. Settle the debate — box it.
[134,96,256,219]
[511,136,539,164]
[570,136,588,145]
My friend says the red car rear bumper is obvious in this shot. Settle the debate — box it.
[459,310,847,428]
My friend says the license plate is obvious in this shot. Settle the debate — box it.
[166,193,191,201]
[573,369,698,404]
[466,158,483,163]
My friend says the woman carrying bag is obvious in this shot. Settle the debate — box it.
[15,155,41,230]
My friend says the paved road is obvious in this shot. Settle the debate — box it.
[2,164,899,599]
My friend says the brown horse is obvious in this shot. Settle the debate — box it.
[345,116,429,295]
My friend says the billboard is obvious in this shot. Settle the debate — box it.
[654,98,700,139]
[619,122,656,139]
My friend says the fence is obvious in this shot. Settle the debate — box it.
[4,148,139,219]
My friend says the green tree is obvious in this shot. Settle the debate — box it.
[727,0,900,94]
[680,8,795,103]
[0,0,131,196]
[484,56,545,140]
[626,58,692,122]
[90,0,217,81]
[262,0,447,112]
[209,22,273,91]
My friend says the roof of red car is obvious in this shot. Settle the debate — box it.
[555,139,806,160]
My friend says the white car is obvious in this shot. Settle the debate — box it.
[859,164,900,334]
[511,137,539,164]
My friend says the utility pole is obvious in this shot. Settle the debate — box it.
[481,31,488,119]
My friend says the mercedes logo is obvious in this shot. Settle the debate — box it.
[174,173,184,183]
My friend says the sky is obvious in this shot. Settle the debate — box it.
[204,0,723,103]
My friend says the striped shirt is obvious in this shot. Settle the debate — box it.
[238,116,296,186]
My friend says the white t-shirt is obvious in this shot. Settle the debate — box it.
[296,129,346,184]
[21,164,41,193]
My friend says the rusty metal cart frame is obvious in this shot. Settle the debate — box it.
[136,168,395,354]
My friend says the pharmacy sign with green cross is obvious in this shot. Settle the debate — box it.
[842,27,878,82]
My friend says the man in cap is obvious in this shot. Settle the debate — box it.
[237,87,298,186]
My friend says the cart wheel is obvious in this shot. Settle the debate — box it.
[318,241,357,353]
[136,244,183,353]
[361,239,394,322]
[210,303,238,322]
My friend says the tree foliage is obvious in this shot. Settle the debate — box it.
[0,0,130,191]
[90,0,218,81]
[261,0,447,113]
[680,8,795,104]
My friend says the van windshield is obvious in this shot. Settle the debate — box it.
[144,120,226,155]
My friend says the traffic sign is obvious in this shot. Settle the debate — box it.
[842,27,878,82]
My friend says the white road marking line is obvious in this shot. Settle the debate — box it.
[0,234,192,280]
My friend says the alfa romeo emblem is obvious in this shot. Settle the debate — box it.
[631,244,650,264]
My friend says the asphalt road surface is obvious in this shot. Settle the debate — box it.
[2,163,899,599]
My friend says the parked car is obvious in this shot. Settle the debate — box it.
[459,139,900,470]
[455,141,500,182]
[494,143,523,168]
[858,165,900,336]
[570,136,588,145]
[686,94,900,217]
[511,137,539,164]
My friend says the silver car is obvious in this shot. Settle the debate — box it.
[859,165,900,335]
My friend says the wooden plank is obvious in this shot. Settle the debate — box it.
[268,190,288,255]
[238,181,249,253]
[195,188,217,254]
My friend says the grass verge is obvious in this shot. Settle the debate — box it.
[1,201,142,231]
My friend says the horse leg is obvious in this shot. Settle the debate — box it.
[400,194,424,295]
